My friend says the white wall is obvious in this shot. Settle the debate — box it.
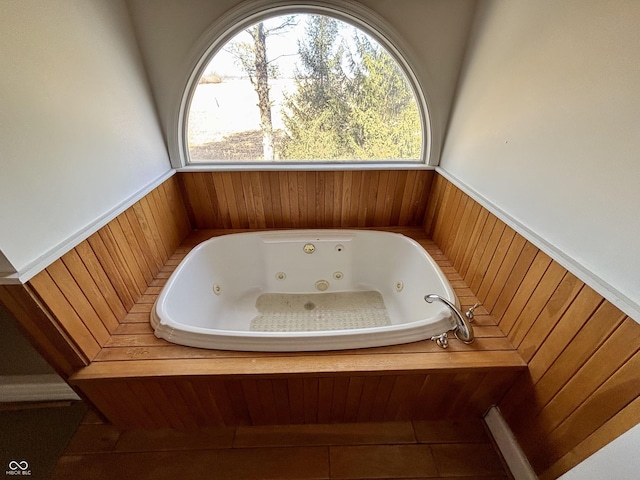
[125,0,477,167]
[0,0,172,280]
[558,422,640,480]
[440,0,640,321]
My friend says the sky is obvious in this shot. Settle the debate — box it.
[203,14,377,79]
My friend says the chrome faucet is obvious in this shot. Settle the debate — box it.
[424,294,475,345]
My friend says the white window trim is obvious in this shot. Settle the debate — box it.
[169,0,433,171]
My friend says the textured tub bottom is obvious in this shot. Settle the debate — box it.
[250,291,391,332]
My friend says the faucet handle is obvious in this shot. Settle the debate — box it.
[465,303,481,322]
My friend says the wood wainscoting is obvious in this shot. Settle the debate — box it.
[3,169,636,478]
[426,174,640,479]
[0,175,191,378]
[177,170,434,229]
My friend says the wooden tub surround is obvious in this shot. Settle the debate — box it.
[69,227,526,429]
[1,170,638,479]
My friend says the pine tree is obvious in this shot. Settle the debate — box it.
[281,15,355,159]
[281,18,422,161]
[347,34,422,159]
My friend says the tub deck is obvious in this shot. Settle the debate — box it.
[69,228,526,428]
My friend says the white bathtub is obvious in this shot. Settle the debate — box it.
[151,230,461,351]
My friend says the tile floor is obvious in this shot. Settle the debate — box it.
[52,410,513,479]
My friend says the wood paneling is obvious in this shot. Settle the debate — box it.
[76,372,519,430]
[14,167,638,479]
[0,284,87,377]
[69,227,524,428]
[178,170,434,229]
[426,175,640,478]
[0,176,191,366]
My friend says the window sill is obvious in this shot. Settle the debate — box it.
[176,161,435,172]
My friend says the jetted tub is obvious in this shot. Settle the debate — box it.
[151,230,470,351]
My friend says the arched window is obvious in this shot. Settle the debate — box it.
[176,1,430,168]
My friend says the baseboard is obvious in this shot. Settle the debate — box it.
[484,406,538,480]
[0,374,80,403]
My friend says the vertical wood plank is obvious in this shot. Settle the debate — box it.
[28,270,101,359]
[384,374,425,421]
[343,376,365,422]
[200,378,238,426]
[141,379,188,429]
[303,377,319,424]
[523,285,602,368]
[539,396,640,480]
[211,173,232,229]
[530,351,640,473]
[356,376,381,422]
[428,174,640,477]
[46,259,110,345]
[272,378,292,425]
[223,379,252,426]
[450,199,480,269]
[490,240,539,321]
[162,175,192,242]
[87,233,135,311]
[458,207,489,279]
[329,376,350,423]
[278,171,292,227]
[74,240,127,321]
[369,375,396,421]
[128,380,173,428]
[176,171,432,229]
[107,219,148,293]
[469,219,506,294]
[287,377,305,424]
[256,378,279,425]
[317,377,334,424]
[423,173,446,235]
[60,249,119,333]
[463,214,498,288]
[507,262,567,348]
[0,285,83,375]
[124,208,161,276]
[143,193,173,261]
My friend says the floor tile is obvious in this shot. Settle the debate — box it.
[234,421,416,448]
[81,408,106,425]
[53,447,329,480]
[115,426,235,452]
[413,418,489,444]
[330,445,437,479]
[431,443,506,477]
[63,424,121,454]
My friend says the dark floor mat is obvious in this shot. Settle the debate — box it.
[1,401,87,480]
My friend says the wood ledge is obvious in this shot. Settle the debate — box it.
[70,228,526,383]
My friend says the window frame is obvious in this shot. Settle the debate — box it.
[170,0,433,171]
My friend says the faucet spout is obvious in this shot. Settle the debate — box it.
[424,294,474,344]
